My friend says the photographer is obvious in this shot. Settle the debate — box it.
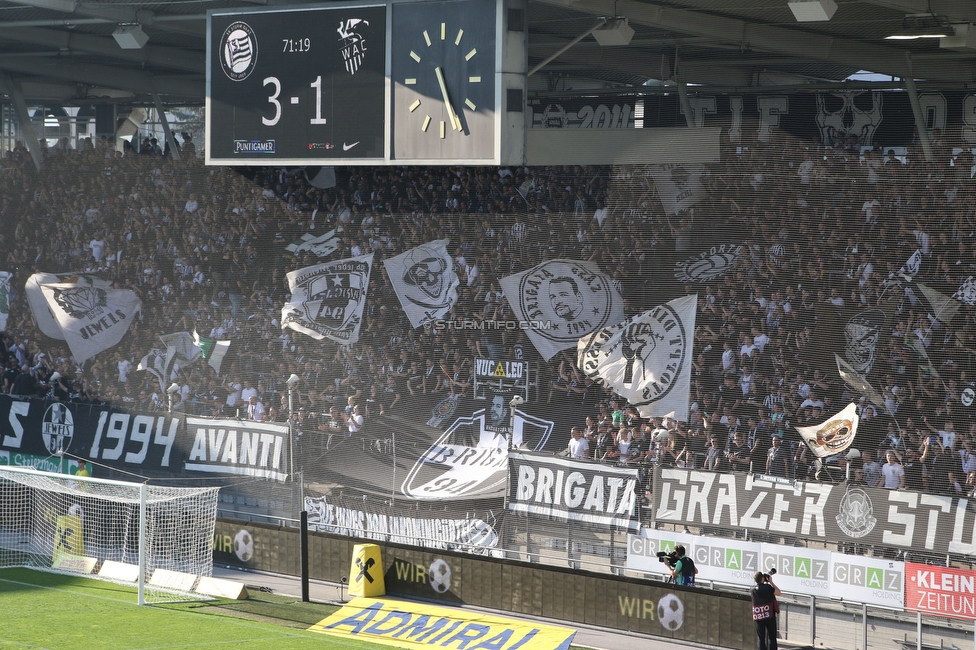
[668,545,698,587]
[751,570,781,650]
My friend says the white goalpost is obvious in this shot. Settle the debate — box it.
[0,465,220,605]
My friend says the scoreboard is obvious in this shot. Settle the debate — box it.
[206,0,527,166]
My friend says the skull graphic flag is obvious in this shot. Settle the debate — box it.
[796,402,859,459]
[282,254,373,344]
[800,302,895,381]
[38,282,142,362]
[383,240,459,328]
[577,295,697,422]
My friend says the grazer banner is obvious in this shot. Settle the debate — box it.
[509,451,640,530]
[653,466,976,557]
[906,562,976,620]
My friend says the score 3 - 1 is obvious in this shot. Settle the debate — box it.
[262,75,330,126]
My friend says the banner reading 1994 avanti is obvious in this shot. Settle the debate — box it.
[653,466,976,557]
[509,451,640,530]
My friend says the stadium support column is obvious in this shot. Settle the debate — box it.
[3,76,42,171]
[903,73,933,163]
[151,92,181,162]
[677,82,695,129]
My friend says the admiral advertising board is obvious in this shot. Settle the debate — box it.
[0,395,290,482]
[654,467,976,557]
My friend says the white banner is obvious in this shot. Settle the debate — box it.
[25,272,113,339]
[648,163,707,214]
[578,295,697,422]
[304,495,499,549]
[39,282,141,362]
[0,272,10,332]
[282,254,373,344]
[795,402,859,459]
[953,276,976,305]
[285,229,340,257]
[383,239,459,328]
[830,552,904,609]
[500,259,625,361]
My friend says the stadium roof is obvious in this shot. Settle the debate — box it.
[0,0,974,105]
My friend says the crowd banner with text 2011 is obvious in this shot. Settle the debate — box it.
[653,466,976,557]
[509,451,640,530]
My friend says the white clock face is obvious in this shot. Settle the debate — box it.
[392,0,496,161]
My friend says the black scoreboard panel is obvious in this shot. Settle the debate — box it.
[207,5,387,163]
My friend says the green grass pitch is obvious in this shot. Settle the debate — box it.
[0,567,380,650]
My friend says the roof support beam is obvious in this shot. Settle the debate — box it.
[4,0,204,36]
[860,0,976,24]
[1,74,43,170]
[534,0,976,83]
[0,57,203,98]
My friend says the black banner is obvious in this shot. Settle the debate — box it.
[0,395,290,482]
[509,451,640,530]
[654,466,976,557]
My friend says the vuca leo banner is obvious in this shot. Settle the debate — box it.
[509,451,640,530]
[653,467,976,557]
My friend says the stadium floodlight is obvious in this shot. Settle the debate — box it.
[112,24,149,50]
[0,466,219,605]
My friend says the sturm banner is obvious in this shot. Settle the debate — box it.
[304,495,499,551]
[509,451,640,530]
[653,466,976,557]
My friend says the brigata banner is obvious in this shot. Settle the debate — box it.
[653,466,976,557]
[304,495,499,551]
[906,563,976,620]
[310,597,576,650]
[509,451,639,530]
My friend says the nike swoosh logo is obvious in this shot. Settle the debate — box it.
[343,141,360,151]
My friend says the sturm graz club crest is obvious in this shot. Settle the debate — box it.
[219,21,257,81]
[42,403,74,455]
[835,488,877,539]
[674,244,742,283]
[337,18,369,75]
[53,286,107,319]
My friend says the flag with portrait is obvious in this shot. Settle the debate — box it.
[500,259,625,361]
[282,254,373,345]
[577,295,697,422]
[795,402,859,459]
[383,239,459,328]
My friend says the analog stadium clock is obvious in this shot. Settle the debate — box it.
[391,0,498,161]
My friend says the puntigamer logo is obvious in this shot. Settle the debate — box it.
[234,140,276,154]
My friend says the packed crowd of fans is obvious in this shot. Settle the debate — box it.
[0,123,974,496]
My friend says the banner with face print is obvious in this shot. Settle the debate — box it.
[282,254,373,345]
[795,402,859,459]
[577,295,697,422]
[801,303,894,381]
[500,260,625,361]
[383,240,459,328]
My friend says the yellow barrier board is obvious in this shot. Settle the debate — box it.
[53,515,84,563]
[309,597,576,650]
[349,543,385,597]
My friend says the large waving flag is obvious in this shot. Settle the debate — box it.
[282,254,373,344]
[800,302,894,380]
[137,346,176,393]
[795,403,859,459]
[500,260,625,361]
[383,239,459,328]
[0,271,10,332]
[578,295,697,422]
[648,163,707,214]
[285,229,340,257]
[192,329,232,376]
[38,282,141,362]
[25,272,113,339]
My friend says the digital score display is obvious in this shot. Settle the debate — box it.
[207,5,387,164]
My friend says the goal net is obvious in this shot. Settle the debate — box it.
[0,466,220,604]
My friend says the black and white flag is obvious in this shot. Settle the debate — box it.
[0,271,9,332]
[648,163,707,214]
[383,239,459,328]
[25,272,113,339]
[578,295,697,422]
[835,354,886,409]
[673,243,742,283]
[796,402,859,460]
[500,260,625,361]
[39,281,141,362]
[282,254,373,345]
[954,276,976,305]
[285,229,340,257]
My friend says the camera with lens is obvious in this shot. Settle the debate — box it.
[656,551,680,568]
[761,568,777,582]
